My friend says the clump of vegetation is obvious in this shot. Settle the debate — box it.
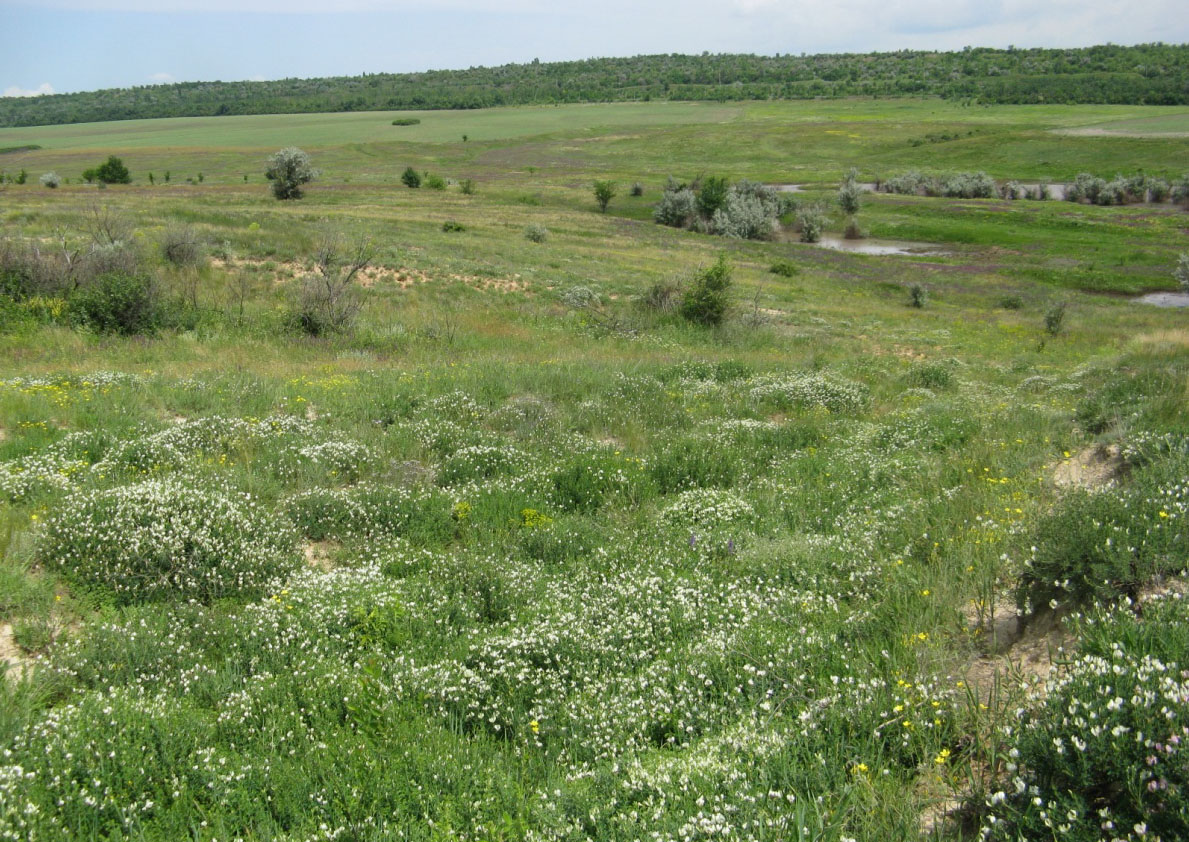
[401,166,421,188]
[69,272,166,335]
[39,479,298,604]
[837,168,862,236]
[1044,301,1067,336]
[593,179,617,213]
[680,254,732,326]
[998,294,1024,309]
[979,595,1189,842]
[524,223,548,243]
[769,259,799,277]
[425,173,446,190]
[38,172,59,189]
[160,226,205,268]
[391,117,421,126]
[1174,252,1189,292]
[441,220,466,233]
[796,203,829,243]
[82,155,131,185]
[881,170,996,198]
[908,283,928,308]
[655,176,788,241]
[459,178,476,195]
[265,147,317,200]
[1018,454,1187,610]
[287,235,372,336]
[630,181,644,197]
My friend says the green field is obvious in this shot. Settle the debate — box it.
[0,99,1188,842]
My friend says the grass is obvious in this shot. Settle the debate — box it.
[0,98,1187,841]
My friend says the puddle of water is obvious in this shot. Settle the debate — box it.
[812,235,948,256]
[771,183,878,193]
[1134,292,1189,308]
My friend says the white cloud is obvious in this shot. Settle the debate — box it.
[2,82,55,98]
[148,72,175,82]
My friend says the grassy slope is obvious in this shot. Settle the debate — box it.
[0,99,1187,841]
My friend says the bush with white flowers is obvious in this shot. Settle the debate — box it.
[39,479,298,604]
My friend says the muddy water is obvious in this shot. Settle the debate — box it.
[1134,292,1189,308]
[812,235,948,256]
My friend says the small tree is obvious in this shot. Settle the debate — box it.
[680,254,732,327]
[39,172,60,189]
[838,171,862,217]
[697,176,729,218]
[593,180,617,213]
[265,147,317,200]
[94,156,131,184]
[401,167,421,188]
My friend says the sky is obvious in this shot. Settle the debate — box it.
[3,0,1187,97]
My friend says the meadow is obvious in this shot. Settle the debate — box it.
[0,98,1187,841]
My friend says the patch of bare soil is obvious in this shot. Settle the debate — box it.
[302,541,336,572]
[1053,443,1124,490]
[0,623,28,681]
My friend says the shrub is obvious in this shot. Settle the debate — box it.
[459,178,476,195]
[1066,172,1107,204]
[940,171,996,198]
[697,175,729,218]
[38,479,298,604]
[838,172,862,216]
[680,254,732,326]
[425,173,446,190]
[909,283,928,308]
[769,259,799,277]
[1146,177,1170,203]
[391,117,421,126]
[979,597,1189,842]
[593,179,617,213]
[630,181,644,197]
[39,172,60,189]
[287,484,454,545]
[94,155,131,184]
[69,272,164,335]
[1172,173,1189,207]
[441,220,466,233]
[524,223,548,243]
[905,360,953,389]
[639,279,681,313]
[560,285,601,309]
[711,180,782,240]
[796,204,828,243]
[287,235,371,336]
[160,226,205,267]
[1174,253,1189,292]
[264,147,317,200]
[1044,301,1066,336]
[1018,460,1187,609]
[401,166,421,188]
[653,185,698,228]
[999,294,1024,309]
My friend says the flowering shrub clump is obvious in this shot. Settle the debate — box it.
[747,372,869,414]
[39,479,298,604]
[980,596,1189,841]
[661,488,756,532]
[286,484,454,544]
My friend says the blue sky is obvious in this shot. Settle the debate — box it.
[3,0,1187,97]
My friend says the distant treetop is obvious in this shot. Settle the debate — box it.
[1,44,1186,127]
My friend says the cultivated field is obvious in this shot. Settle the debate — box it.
[0,99,1187,842]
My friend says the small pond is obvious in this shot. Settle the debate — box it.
[811,235,948,257]
[1133,292,1189,308]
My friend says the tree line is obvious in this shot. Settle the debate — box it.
[1,44,1186,127]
